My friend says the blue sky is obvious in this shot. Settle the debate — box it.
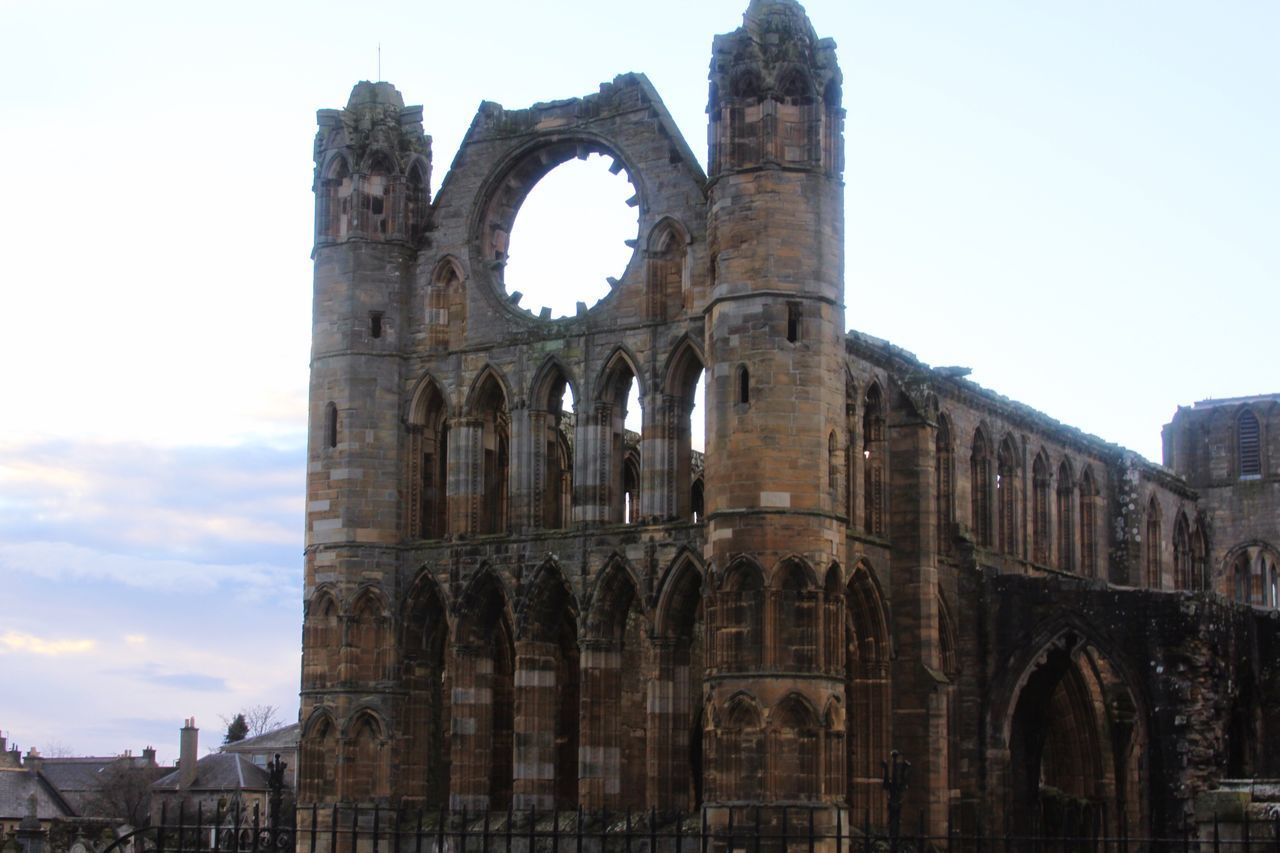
[0,0,1276,762]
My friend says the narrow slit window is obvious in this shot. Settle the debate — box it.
[370,311,384,339]
[786,302,801,343]
[738,365,750,405]
[1238,410,1261,477]
[325,402,338,449]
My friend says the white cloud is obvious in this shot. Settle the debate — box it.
[0,631,96,657]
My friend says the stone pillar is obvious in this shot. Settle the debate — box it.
[887,407,949,837]
[512,640,557,809]
[449,645,493,811]
[578,640,621,809]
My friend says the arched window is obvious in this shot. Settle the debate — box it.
[737,365,750,405]
[302,591,339,690]
[645,219,690,321]
[1080,467,1100,577]
[863,384,886,537]
[531,362,575,530]
[1032,451,1051,565]
[1238,409,1262,477]
[1056,460,1075,571]
[1233,553,1252,604]
[319,156,352,241]
[936,416,954,555]
[1173,513,1192,591]
[997,437,1020,555]
[776,561,817,670]
[345,713,389,802]
[718,561,764,670]
[1191,522,1209,591]
[718,696,763,800]
[769,696,820,801]
[971,430,993,548]
[470,372,510,534]
[408,379,449,539]
[1145,497,1162,589]
[300,714,338,803]
[349,591,391,683]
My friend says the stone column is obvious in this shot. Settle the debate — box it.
[578,639,621,809]
[449,645,493,812]
[887,409,949,837]
[512,640,558,809]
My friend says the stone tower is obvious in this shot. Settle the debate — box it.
[702,0,849,823]
[304,81,431,801]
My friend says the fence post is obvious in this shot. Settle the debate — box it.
[863,809,871,853]
[781,807,788,852]
[374,804,381,853]
[651,808,658,853]
[1213,813,1220,853]
[435,806,444,853]
[1245,805,1252,853]
[528,806,536,853]
[835,807,842,853]
[350,806,359,853]
[332,804,340,853]
[808,805,816,853]
[394,804,403,853]
[196,801,205,853]
[159,801,170,853]
[253,803,262,853]
[506,805,513,853]
[483,808,491,853]
[753,807,761,853]
[575,809,582,853]
[701,807,709,853]
[626,808,633,853]
[676,809,684,853]
[414,809,423,853]
[917,811,925,853]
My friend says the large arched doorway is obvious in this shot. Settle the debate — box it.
[1004,632,1146,842]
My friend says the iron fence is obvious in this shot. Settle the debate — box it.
[105,802,1280,853]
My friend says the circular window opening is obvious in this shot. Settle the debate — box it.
[502,154,638,319]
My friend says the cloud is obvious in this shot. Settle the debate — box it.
[0,540,296,602]
[138,672,230,692]
[0,631,96,656]
[0,438,304,571]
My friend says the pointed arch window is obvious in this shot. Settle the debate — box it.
[1173,513,1192,591]
[997,437,1020,555]
[971,430,993,548]
[1032,451,1051,565]
[863,384,886,537]
[1079,467,1100,577]
[1056,460,1074,571]
[1145,497,1162,589]
[936,416,954,555]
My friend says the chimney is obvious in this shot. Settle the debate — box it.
[24,748,42,773]
[179,718,198,789]
[142,746,157,767]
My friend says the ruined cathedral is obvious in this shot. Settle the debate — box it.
[298,0,1279,841]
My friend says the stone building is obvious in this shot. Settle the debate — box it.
[297,0,1279,840]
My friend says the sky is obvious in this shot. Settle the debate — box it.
[0,0,1276,763]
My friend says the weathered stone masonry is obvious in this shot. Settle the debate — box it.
[298,0,1280,841]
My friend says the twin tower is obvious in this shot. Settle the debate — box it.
[302,0,857,828]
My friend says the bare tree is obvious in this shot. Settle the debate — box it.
[85,760,165,826]
[220,704,282,739]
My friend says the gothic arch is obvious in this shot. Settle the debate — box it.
[992,623,1149,840]
[654,549,705,640]
[529,356,576,530]
[343,709,390,803]
[580,556,650,810]
[651,549,706,810]
[971,426,995,548]
[303,587,340,691]
[406,373,451,539]
[450,566,515,811]
[862,382,887,536]
[299,708,339,803]
[464,364,513,413]
[430,255,465,288]
[514,559,580,809]
[846,560,891,827]
[715,692,765,801]
[358,146,400,176]
[645,217,692,320]
[996,434,1021,555]
[401,571,451,805]
[348,586,392,684]
[768,554,819,589]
